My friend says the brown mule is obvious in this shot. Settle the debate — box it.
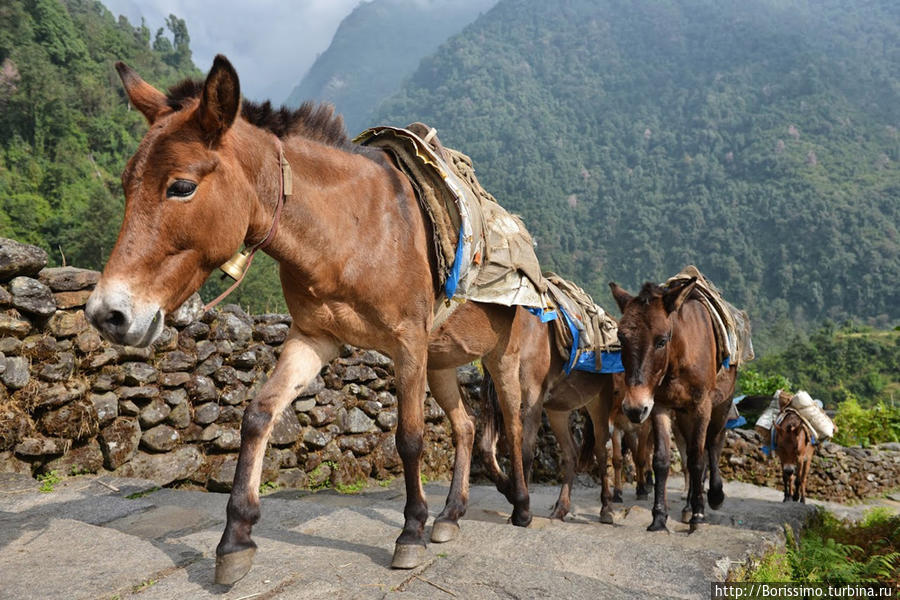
[609,279,736,532]
[609,377,654,502]
[87,55,542,584]
[480,345,618,524]
[774,411,815,503]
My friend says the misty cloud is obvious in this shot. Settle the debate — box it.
[101,0,367,103]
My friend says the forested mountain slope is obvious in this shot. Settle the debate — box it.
[0,0,199,270]
[376,0,900,349]
[285,0,496,135]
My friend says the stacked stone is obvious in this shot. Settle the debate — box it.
[0,237,456,490]
[2,235,896,501]
[719,429,900,502]
[527,412,900,503]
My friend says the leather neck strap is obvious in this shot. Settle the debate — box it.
[202,136,291,312]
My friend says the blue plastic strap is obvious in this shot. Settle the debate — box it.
[526,307,559,323]
[558,307,580,375]
[444,222,466,299]
[725,416,747,429]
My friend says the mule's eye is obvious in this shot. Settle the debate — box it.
[655,336,668,349]
[166,179,197,200]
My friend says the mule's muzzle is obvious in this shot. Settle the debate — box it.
[624,404,651,424]
[86,287,164,347]
[782,465,796,476]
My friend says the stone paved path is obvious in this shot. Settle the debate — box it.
[1,473,895,600]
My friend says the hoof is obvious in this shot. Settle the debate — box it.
[549,504,569,521]
[214,547,256,586]
[636,492,649,500]
[391,544,427,569]
[430,521,460,543]
[599,509,614,525]
[612,490,623,503]
[708,488,724,510]
[647,513,668,532]
[511,510,532,528]
[800,497,806,504]
[783,496,791,503]
[681,508,692,524]
[688,514,707,534]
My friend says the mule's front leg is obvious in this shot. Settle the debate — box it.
[215,331,337,585]
[648,411,672,532]
[781,465,795,502]
[391,344,431,568]
[635,423,653,500]
[427,368,475,543]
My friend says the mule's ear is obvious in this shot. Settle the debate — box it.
[197,55,241,143]
[116,61,167,124]
[662,277,697,314]
[609,282,632,313]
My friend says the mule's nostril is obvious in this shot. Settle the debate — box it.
[106,309,127,329]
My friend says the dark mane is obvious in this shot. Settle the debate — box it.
[165,78,355,149]
[636,282,665,304]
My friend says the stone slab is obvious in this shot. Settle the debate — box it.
[0,476,894,600]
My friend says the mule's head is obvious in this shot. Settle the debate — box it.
[775,412,808,472]
[608,278,697,424]
[87,55,256,346]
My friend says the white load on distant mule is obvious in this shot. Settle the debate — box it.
[756,389,836,445]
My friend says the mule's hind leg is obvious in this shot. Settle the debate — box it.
[483,354,531,527]
[215,331,337,585]
[611,428,624,503]
[706,402,730,510]
[648,410,672,532]
[585,380,614,524]
[391,340,432,568]
[686,408,712,533]
[798,455,811,503]
[673,425,690,501]
[427,368,475,543]
[547,408,576,520]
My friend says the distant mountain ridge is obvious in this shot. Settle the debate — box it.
[375,0,900,350]
[285,0,497,135]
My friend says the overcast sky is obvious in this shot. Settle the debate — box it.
[101,0,368,103]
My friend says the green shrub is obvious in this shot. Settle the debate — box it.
[743,509,899,584]
[833,396,900,447]
[737,368,792,396]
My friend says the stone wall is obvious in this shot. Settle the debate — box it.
[1,237,897,502]
[720,429,900,502]
[0,238,464,491]
[526,418,900,503]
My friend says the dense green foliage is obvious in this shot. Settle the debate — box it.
[736,369,793,397]
[832,398,900,447]
[376,0,900,353]
[285,0,495,135]
[0,0,198,271]
[748,324,899,407]
[744,509,899,584]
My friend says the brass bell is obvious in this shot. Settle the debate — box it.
[220,249,251,281]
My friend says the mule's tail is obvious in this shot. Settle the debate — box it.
[478,370,508,486]
[578,410,596,471]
